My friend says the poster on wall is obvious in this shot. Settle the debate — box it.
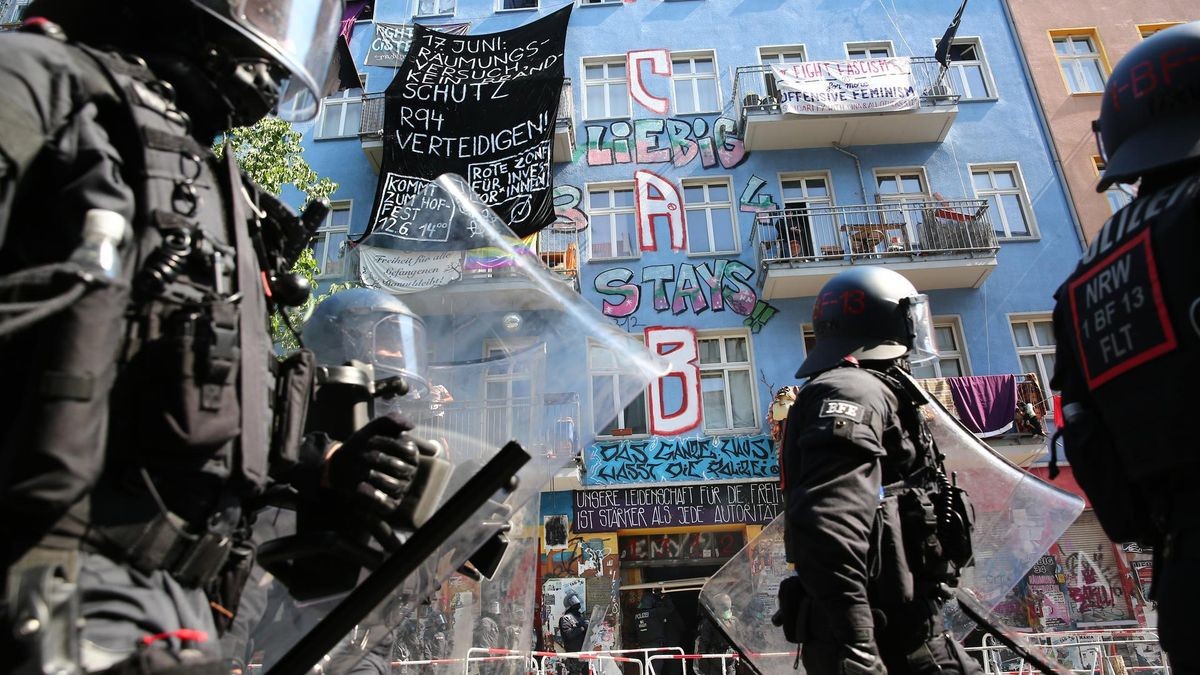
[771,58,918,114]
[583,434,778,486]
[364,6,571,245]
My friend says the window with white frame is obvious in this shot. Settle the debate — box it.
[312,202,351,278]
[1010,315,1058,402]
[911,319,969,379]
[671,51,720,115]
[498,0,538,8]
[583,57,631,120]
[415,0,455,16]
[316,75,365,140]
[1052,32,1107,94]
[943,39,995,99]
[971,164,1035,238]
[846,42,893,59]
[698,333,757,433]
[684,179,737,255]
[2,0,29,23]
[588,184,638,258]
[759,45,806,101]
[875,169,929,247]
[590,339,648,436]
[484,339,540,445]
[1094,157,1135,214]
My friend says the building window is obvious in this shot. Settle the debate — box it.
[1093,157,1135,214]
[875,169,930,248]
[583,56,631,120]
[780,174,835,258]
[588,184,638,259]
[590,340,648,437]
[684,178,737,255]
[759,45,806,102]
[2,0,29,23]
[971,164,1036,238]
[846,41,893,59]
[316,76,365,140]
[1010,315,1057,402]
[498,0,538,8]
[943,38,995,99]
[1138,22,1181,39]
[415,0,455,16]
[671,51,720,115]
[580,0,621,5]
[699,333,757,433]
[484,339,540,445]
[313,202,351,278]
[1051,31,1107,94]
[911,319,969,379]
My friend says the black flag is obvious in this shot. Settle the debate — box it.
[934,0,969,68]
[364,5,572,247]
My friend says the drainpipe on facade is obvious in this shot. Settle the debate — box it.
[998,0,1088,251]
[832,143,869,204]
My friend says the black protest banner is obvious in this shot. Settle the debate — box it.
[572,481,783,534]
[364,5,571,247]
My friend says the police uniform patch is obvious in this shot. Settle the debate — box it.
[819,399,865,422]
[1067,229,1177,390]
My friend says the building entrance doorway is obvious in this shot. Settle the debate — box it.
[621,563,723,665]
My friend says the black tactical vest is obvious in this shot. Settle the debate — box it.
[1053,173,1200,486]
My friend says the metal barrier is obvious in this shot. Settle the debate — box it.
[963,629,1168,675]
[536,650,645,675]
[645,652,739,675]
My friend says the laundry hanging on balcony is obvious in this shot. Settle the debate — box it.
[946,374,1019,437]
[363,5,572,246]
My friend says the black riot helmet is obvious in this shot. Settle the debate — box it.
[304,288,429,394]
[563,592,582,611]
[1095,21,1200,191]
[25,0,343,123]
[795,266,937,379]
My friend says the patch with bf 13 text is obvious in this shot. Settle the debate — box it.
[1067,229,1177,390]
[819,399,865,422]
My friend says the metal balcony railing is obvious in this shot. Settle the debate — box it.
[414,393,580,459]
[359,78,574,139]
[749,198,998,270]
[731,56,959,127]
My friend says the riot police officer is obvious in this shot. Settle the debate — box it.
[1051,21,1200,675]
[777,266,978,675]
[0,1,423,671]
[557,592,588,675]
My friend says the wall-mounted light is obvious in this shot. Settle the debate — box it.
[502,312,522,332]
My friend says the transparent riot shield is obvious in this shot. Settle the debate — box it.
[700,395,1085,675]
[236,175,666,674]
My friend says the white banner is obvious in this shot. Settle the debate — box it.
[771,58,918,114]
[357,245,463,294]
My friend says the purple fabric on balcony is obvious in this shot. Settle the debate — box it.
[946,375,1017,437]
[341,0,369,39]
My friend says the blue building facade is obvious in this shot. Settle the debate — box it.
[291,0,1108,650]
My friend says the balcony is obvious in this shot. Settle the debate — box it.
[731,57,959,151]
[751,198,998,299]
[358,78,576,171]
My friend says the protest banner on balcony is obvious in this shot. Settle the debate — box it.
[771,57,918,114]
[363,5,571,249]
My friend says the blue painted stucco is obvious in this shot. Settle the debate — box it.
[291,0,1082,449]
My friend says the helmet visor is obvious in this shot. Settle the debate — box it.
[372,313,427,389]
[904,294,938,365]
[197,0,343,121]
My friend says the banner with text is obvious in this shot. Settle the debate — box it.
[365,22,472,68]
[572,481,782,533]
[357,244,463,293]
[772,58,918,114]
[583,434,777,486]
[365,6,570,246]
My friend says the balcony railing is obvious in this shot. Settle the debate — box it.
[732,56,958,124]
[414,393,580,460]
[750,198,997,270]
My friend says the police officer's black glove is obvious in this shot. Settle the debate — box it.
[840,640,886,675]
[325,412,419,548]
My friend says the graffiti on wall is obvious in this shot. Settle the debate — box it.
[552,184,588,232]
[583,434,777,485]
[594,260,779,332]
[584,117,747,169]
[1064,551,1131,623]
[740,174,779,213]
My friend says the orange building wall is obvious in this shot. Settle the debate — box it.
[1004,2,1196,241]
